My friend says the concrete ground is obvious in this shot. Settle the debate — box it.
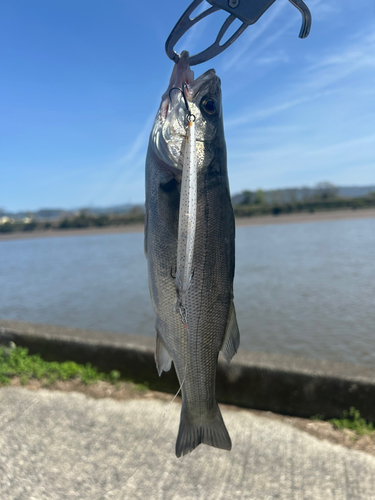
[1,388,375,500]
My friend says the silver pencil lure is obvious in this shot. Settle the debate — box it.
[169,84,197,321]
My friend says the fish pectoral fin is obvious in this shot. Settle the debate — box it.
[221,301,240,364]
[175,403,232,458]
[155,330,173,376]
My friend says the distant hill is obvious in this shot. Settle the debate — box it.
[81,204,143,215]
[338,186,375,198]
[2,203,144,221]
[3,185,375,219]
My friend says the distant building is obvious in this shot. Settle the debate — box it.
[0,216,14,224]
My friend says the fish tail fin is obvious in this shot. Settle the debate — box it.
[175,403,231,458]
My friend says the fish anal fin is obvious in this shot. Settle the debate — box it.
[221,301,240,364]
[175,403,231,458]
[155,330,173,376]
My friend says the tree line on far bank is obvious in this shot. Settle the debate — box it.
[1,183,375,233]
[0,209,145,233]
[233,182,375,217]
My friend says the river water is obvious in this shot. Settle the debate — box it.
[1,217,374,366]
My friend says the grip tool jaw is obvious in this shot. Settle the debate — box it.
[165,0,311,66]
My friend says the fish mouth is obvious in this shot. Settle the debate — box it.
[151,52,220,170]
[160,51,219,125]
[167,50,218,98]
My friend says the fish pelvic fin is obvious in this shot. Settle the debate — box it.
[155,329,173,376]
[221,301,240,364]
[175,403,231,458]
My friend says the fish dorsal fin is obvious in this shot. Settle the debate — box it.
[155,329,173,376]
[221,301,240,364]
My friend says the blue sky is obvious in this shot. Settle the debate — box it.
[1,0,374,212]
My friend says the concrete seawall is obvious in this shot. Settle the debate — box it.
[1,318,374,421]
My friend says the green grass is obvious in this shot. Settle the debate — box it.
[0,345,123,387]
[329,407,374,436]
[312,407,375,437]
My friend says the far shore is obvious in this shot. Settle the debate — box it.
[1,208,375,242]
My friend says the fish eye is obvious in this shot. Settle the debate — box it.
[201,97,216,115]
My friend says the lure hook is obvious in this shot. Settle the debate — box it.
[169,83,196,122]
[179,302,188,325]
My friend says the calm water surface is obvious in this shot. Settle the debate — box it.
[1,218,374,366]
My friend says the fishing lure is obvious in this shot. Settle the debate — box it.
[175,113,197,321]
[168,83,197,322]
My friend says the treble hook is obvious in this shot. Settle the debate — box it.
[168,83,196,122]
[179,302,188,325]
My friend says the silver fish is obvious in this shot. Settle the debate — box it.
[145,52,240,457]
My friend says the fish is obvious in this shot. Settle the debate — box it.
[145,51,240,457]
